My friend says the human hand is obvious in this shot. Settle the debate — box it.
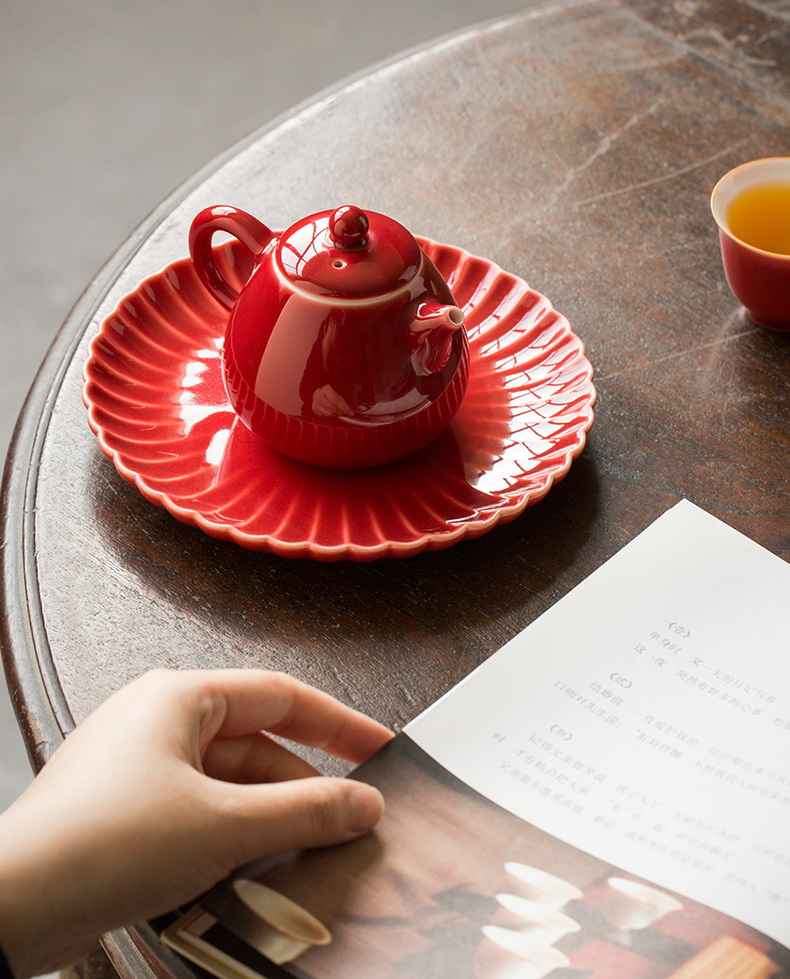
[311,383,353,417]
[0,669,391,978]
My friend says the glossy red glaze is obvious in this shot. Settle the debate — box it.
[189,205,274,310]
[83,237,596,561]
[189,205,468,466]
[717,230,790,331]
[710,158,790,331]
[328,204,369,249]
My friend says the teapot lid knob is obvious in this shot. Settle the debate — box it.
[329,205,369,249]
[277,205,421,297]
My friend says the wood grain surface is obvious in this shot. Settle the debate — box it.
[2,1,790,975]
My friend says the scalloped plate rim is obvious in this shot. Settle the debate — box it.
[83,237,596,561]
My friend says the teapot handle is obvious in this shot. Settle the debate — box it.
[189,205,274,310]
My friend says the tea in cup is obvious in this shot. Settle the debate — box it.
[710,157,790,330]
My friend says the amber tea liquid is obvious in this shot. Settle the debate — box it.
[726,181,790,255]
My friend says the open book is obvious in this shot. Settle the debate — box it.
[162,500,790,979]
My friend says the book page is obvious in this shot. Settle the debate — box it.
[406,500,790,948]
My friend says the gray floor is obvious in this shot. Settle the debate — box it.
[0,1,536,812]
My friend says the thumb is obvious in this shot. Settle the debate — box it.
[222,776,385,862]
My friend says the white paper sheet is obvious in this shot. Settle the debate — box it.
[406,500,790,946]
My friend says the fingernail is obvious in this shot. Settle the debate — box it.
[346,782,385,833]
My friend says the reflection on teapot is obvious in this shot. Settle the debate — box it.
[189,203,469,468]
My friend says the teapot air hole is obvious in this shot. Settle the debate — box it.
[333,260,346,268]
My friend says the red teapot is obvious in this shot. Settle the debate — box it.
[189,204,469,468]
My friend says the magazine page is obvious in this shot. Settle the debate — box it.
[162,500,790,979]
[406,499,790,946]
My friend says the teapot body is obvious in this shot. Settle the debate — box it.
[190,205,469,468]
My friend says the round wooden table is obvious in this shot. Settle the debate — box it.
[3,2,790,977]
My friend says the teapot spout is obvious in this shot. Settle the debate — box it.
[408,299,466,373]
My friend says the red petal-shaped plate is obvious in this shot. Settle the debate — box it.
[83,238,595,561]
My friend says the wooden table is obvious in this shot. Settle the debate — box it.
[3,1,789,976]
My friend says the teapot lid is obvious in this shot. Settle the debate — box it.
[275,205,422,299]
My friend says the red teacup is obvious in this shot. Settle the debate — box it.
[710,157,790,331]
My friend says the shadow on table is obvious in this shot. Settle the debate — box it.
[87,441,602,733]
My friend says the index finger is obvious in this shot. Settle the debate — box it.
[176,669,393,764]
